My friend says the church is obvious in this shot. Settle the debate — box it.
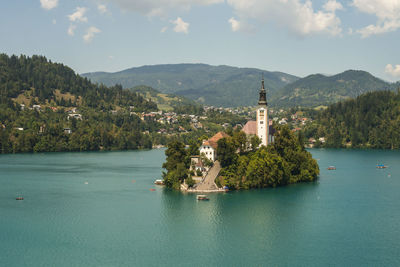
[199,77,275,162]
[242,76,275,146]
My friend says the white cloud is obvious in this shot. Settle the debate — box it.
[160,26,168,33]
[228,17,254,33]
[323,0,343,12]
[105,0,223,17]
[171,17,189,34]
[83,26,101,43]
[68,24,77,36]
[227,0,343,36]
[353,0,400,38]
[98,4,108,14]
[68,7,88,23]
[228,17,240,32]
[385,64,400,78]
[40,0,58,10]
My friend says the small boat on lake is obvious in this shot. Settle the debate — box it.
[377,164,387,169]
[154,179,164,185]
[16,197,24,200]
[327,166,336,170]
[197,195,209,201]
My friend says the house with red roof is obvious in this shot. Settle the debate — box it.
[199,131,230,162]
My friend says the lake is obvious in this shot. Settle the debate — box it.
[1,149,399,266]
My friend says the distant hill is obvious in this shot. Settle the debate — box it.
[271,70,397,107]
[130,85,200,112]
[82,64,299,107]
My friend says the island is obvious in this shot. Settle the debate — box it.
[162,78,320,191]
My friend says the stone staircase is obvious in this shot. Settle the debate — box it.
[193,161,221,191]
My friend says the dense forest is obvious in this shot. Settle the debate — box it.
[303,90,400,149]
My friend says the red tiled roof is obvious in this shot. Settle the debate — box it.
[202,131,229,149]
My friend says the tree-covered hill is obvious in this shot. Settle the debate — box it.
[82,64,299,107]
[0,54,157,111]
[303,90,400,149]
[272,70,396,108]
[0,54,161,153]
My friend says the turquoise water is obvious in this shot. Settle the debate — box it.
[1,149,400,266]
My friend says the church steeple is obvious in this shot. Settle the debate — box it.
[258,74,267,106]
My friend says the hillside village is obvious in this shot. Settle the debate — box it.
[4,99,318,148]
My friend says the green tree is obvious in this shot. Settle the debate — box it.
[233,131,247,153]
[217,137,237,168]
[245,148,289,188]
[250,135,261,151]
[162,140,188,172]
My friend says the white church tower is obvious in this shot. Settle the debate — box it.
[256,76,269,146]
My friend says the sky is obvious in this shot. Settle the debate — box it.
[0,0,400,82]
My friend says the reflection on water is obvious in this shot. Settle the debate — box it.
[1,149,400,266]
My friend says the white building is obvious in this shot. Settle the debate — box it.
[68,113,82,120]
[199,131,230,162]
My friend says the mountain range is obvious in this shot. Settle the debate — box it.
[272,70,398,107]
[83,64,399,108]
[82,64,298,107]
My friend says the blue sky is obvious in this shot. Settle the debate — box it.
[0,0,399,82]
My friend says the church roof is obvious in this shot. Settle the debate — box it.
[202,131,230,149]
[242,120,276,137]
[258,76,267,106]
[242,121,257,135]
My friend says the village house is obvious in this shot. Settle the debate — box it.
[278,118,287,125]
[39,125,46,134]
[67,108,78,114]
[190,156,206,173]
[32,105,41,111]
[67,113,82,120]
[141,113,156,121]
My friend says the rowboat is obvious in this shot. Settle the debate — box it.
[377,164,387,169]
[196,195,209,201]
